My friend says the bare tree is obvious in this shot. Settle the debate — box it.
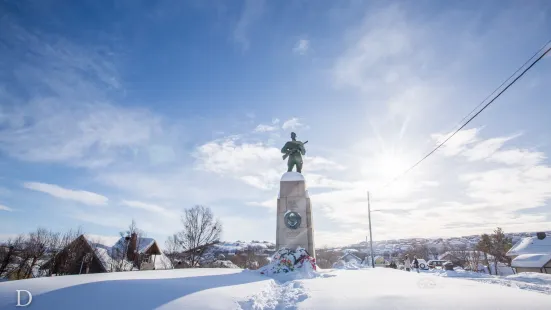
[244,245,264,270]
[428,246,440,260]
[404,244,430,260]
[0,235,25,278]
[26,228,57,278]
[175,205,222,267]
[466,250,482,272]
[164,234,182,264]
[11,228,54,279]
[315,248,342,269]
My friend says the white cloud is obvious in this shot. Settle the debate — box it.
[460,166,551,211]
[333,5,415,91]
[121,200,173,215]
[194,135,343,191]
[70,210,181,236]
[194,136,281,175]
[281,117,307,131]
[0,204,13,211]
[233,0,265,50]
[194,137,281,190]
[246,199,273,209]
[0,24,167,169]
[307,157,346,172]
[434,129,546,167]
[489,149,546,166]
[254,124,278,132]
[0,102,162,168]
[462,134,520,161]
[23,182,108,206]
[293,39,310,55]
[431,128,480,157]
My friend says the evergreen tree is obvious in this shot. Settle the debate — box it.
[476,234,493,274]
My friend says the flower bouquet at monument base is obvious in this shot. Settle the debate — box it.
[259,247,317,276]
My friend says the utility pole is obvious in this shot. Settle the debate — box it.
[368,191,375,268]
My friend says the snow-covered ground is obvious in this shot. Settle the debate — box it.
[425,268,551,295]
[1,268,551,309]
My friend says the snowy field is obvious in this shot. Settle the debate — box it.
[425,268,551,295]
[1,268,551,309]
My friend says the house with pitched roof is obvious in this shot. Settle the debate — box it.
[40,233,172,275]
[508,232,551,274]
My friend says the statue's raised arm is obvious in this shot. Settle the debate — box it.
[281,132,307,173]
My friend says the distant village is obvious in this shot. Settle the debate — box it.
[329,231,550,257]
[2,224,550,282]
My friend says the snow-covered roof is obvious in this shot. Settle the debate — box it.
[112,237,158,254]
[507,236,551,257]
[94,247,115,271]
[83,235,133,272]
[511,254,551,268]
[343,248,359,253]
[280,172,305,182]
[339,253,362,262]
[82,234,170,271]
[212,241,273,253]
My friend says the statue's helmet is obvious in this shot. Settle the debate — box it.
[291,132,296,139]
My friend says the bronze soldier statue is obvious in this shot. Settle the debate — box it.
[281,132,307,173]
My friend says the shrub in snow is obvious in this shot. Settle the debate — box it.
[203,260,240,269]
[259,247,316,276]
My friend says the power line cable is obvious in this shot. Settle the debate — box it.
[379,40,551,190]
[451,39,551,129]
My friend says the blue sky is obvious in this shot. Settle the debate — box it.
[1,0,551,247]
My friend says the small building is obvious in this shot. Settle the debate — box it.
[40,235,120,275]
[111,234,172,270]
[511,254,551,274]
[339,253,362,264]
[507,232,551,259]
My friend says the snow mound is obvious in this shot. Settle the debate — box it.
[258,248,317,278]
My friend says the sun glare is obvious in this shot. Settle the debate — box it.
[364,151,412,181]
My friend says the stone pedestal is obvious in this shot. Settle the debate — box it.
[276,172,315,258]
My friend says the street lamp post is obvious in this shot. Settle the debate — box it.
[367,191,382,268]
[368,191,375,268]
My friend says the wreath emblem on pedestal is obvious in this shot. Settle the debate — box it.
[284,211,301,229]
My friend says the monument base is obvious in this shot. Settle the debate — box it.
[276,172,315,258]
